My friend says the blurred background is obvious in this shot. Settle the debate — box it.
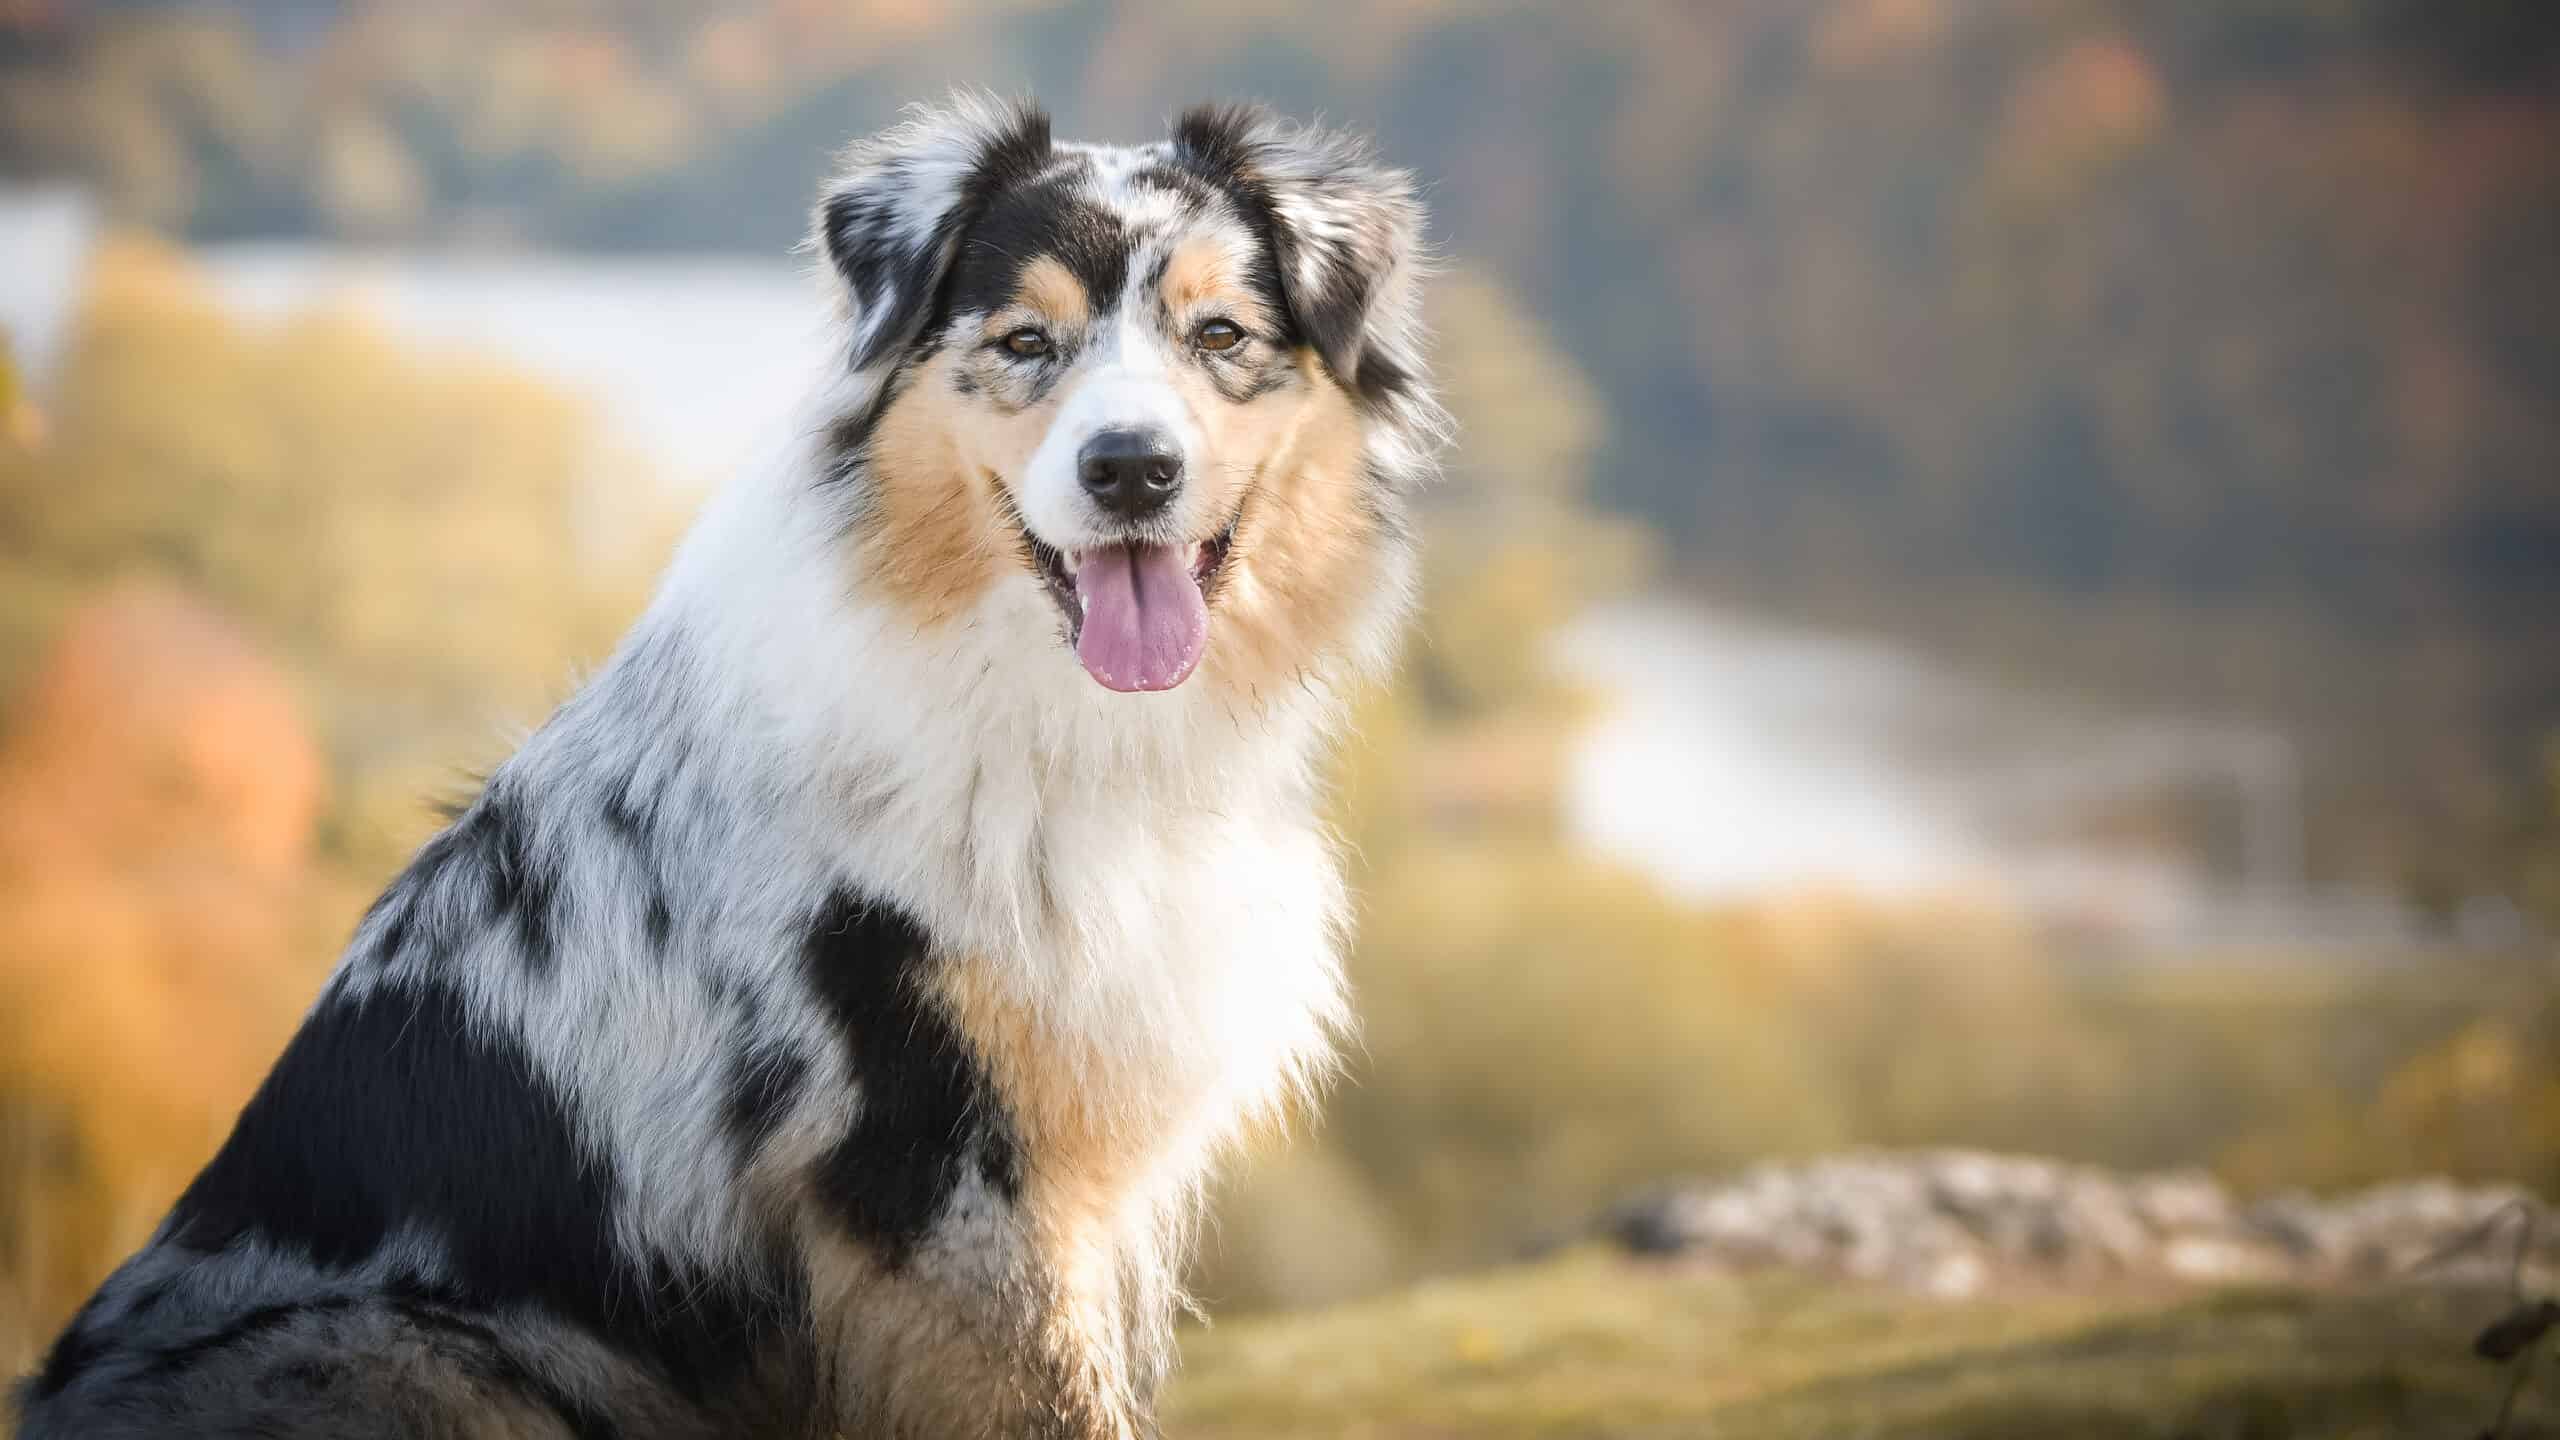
[1,0,2557,1390]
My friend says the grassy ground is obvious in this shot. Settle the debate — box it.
[1168,1249,2559,1439]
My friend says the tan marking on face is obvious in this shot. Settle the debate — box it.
[855,350,1063,625]
[1157,233,1276,335]
[1013,254,1091,333]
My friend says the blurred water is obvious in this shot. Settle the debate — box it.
[205,247,837,490]
[0,186,94,373]
[1550,603,2461,954]
[1554,603,1996,902]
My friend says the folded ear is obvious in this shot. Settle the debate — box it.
[814,93,1053,372]
[1172,104,1427,398]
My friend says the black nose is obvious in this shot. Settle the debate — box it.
[1077,428,1183,520]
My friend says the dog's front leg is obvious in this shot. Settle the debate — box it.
[807,1235,1151,1440]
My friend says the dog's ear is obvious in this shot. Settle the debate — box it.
[1172,104,1427,396]
[815,94,1053,372]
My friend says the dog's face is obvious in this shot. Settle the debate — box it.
[816,98,1433,696]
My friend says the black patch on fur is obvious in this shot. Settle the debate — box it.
[251,1357,349,1402]
[364,787,562,974]
[165,978,611,1288]
[722,1042,810,1166]
[469,791,561,972]
[816,369,907,492]
[361,879,420,967]
[1270,236,1381,394]
[945,169,1135,325]
[1166,106,1265,205]
[601,775,652,844]
[823,104,1054,371]
[139,1296,355,1381]
[124,1273,183,1320]
[23,1292,110,1402]
[1129,159,1221,212]
[383,1296,623,1440]
[798,888,1021,1264]
[602,777,676,954]
[1350,345,1415,407]
[162,978,800,1406]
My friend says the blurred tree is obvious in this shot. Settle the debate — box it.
[0,583,336,1362]
[0,237,682,876]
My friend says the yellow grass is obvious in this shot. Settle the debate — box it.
[1169,1249,2556,1439]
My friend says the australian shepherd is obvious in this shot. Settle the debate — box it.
[15,95,1443,1439]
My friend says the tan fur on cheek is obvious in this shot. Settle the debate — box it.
[1204,359,1381,699]
[854,353,1052,627]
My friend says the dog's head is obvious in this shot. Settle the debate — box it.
[814,96,1438,697]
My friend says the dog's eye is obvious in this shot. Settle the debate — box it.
[1193,319,1245,353]
[1001,327,1052,359]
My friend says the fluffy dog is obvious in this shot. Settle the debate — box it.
[14,95,1442,1439]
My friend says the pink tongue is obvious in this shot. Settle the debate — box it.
[1073,543,1208,692]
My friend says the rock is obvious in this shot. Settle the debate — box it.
[1596,1149,2553,1296]
[2128,1169,2234,1234]
[2241,1191,2337,1262]
[2161,1235,2290,1285]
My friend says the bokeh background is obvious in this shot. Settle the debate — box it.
[2,0,2557,1390]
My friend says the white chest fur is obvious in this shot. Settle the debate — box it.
[667,462,1353,1205]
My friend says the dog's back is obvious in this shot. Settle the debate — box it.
[21,950,820,1439]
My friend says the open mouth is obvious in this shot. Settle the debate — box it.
[1021,517,1238,693]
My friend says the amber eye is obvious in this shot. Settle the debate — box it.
[1002,327,1052,358]
[1193,319,1244,353]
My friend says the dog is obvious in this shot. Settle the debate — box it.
[12,94,1443,1439]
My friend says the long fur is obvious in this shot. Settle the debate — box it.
[13,96,1443,1440]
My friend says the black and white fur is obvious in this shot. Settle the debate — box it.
[13,96,1442,1439]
